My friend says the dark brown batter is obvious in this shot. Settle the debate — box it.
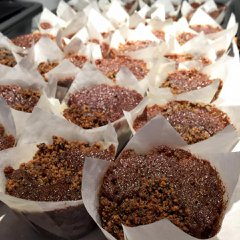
[0,48,17,67]
[161,69,216,94]
[99,146,225,239]
[12,33,55,48]
[133,101,230,144]
[0,85,41,112]
[95,55,148,81]
[67,84,143,122]
[4,136,115,201]
[63,104,108,129]
[0,124,15,151]
[176,32,197,45]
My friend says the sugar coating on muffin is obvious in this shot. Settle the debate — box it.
[4,136,115,201]
[67,84,143,122]
[99,146,226,239]
[0,85,41,113]
[0,48,17,67]
[133,101,230,144]
[0,124,15,151]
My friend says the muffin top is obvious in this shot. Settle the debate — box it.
[67,84,143,122]
[100,146,225,239]
[4,136,115,201]
[0,48,17,67]
[0,124,15,151]
[133,101,230,144]
[0,85,41,113]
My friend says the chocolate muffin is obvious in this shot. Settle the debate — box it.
[12,33,55,49]
[0,48,17,67]
[152,30,165,41]
[118,40,153,53]
[63,104,108,129]
[0,124,15,151]
[0,85,41,112]
[176,32,197,45]
[66,54,87,68]
[133,101,230,144]
[190,25,222,34]
[67,84,143,122]
[37,61,59,81]
[164,53,211,66]
[161,69,222,97]
[99,146,226,240]
[4,136,115,201]
[95,55,148,81]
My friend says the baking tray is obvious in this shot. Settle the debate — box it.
[0,1,42,38]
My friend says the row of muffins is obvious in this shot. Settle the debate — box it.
[0,0,239,240]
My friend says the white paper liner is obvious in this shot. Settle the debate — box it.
[68,0,89,12]
[0,99,16,139]
[38,8,67,36]
[0,33,24,63]
[56,0,77,22]
[33,37,64,65]
[105,0,129,27]
[82,116,240,240]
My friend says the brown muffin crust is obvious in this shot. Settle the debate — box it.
[40,22,53,30]
[4,136,115,201]
[95,55,148,81]
[99,146,226,239]
[63,104,108,129]
[177,32,197,45]
[12,33,55,48]
[164,53,211,66]
[190,25,222,34]
[152,30,165,41]
[161,69,217,94]
[67,84,143,122]
[66,54,87,68]
[0,48,17,67]
[0,85,41,112]
[118,41,153,53]
[133,101,230,144]
[0,124,15,151]
[37,61,59,81]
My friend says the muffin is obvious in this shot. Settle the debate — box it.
[99,146,226,240]
[12,33,55,49]
[63,105,108,129]
[176,32,197,45]
[133,101,230,144]
[190,25,222,34]
[66,84,143,123]
[95,55,148,81]
[0,85,41,113]
[0,124,15,151]
[164,53,211,66]
[38,61,76,88]
[4,136,115,201]
[0,48,17,67]
[161,69,222,99]
[152,30,165,41]
[118,40,153,53]
[66,54,87,68]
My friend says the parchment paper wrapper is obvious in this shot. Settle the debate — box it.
[56,0,77,22]
[124,96,239,153]
[0,32,24,64]
[0,65,56,137]
[38,8,67,36]
[0,99,16,145]
[62,63,146,150]
[147,59,225,103]
[0,107,118,239]
[82,116,240,240]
